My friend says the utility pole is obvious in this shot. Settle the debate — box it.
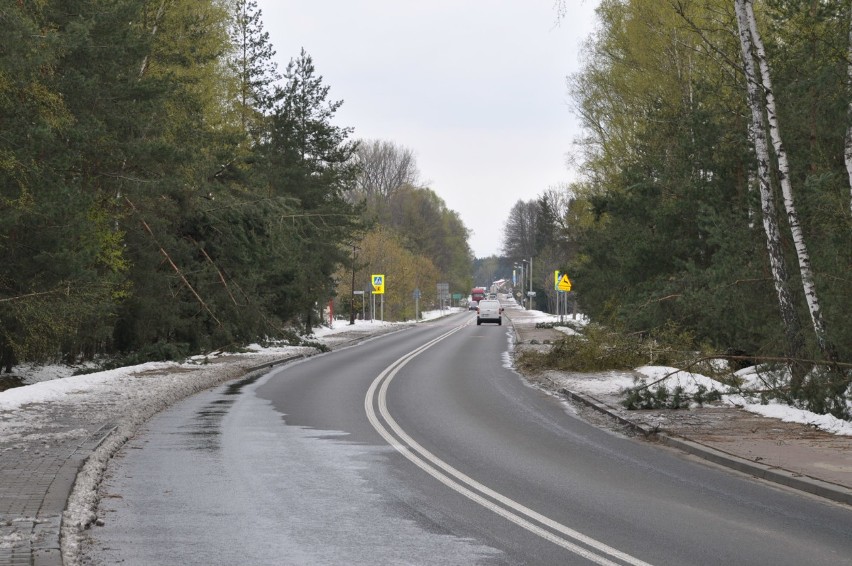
[529,256,533,310]
[514,263,521,306]
[349,243,357,325]
[521,259,529,310]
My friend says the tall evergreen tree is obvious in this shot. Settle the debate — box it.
[228,0,279,137]
[261,50,359,332]
[0,0,142,365]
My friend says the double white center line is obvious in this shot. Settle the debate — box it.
[364,323,653,566]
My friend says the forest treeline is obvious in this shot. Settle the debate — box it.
[500,1,850,415]
[335,139,473,323]
[0,0,472,369]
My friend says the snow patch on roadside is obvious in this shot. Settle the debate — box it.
[515,307,851,437]
[0,308,455,566]
[734,402,852,436]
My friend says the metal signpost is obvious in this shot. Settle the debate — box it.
[413,288,421,321]
[554,270,574,323]
[372,274,385,322]
[437,283,449,312]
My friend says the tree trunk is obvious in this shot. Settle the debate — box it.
[744,0,835,361]
[845,4,852,215]
[734,0,805,369]
[304,306,313,335]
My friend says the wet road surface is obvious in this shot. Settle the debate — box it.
[83,314,852,565]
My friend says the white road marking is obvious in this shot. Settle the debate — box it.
[364,322,654,566]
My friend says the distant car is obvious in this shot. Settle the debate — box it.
[476,299,503,325]
[468,300,478,311]
[487,293,497,300]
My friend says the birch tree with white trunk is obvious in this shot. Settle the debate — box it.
[743,0,835,361]
[734,0,804,363]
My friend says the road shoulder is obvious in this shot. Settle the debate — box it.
[504,304,852,506]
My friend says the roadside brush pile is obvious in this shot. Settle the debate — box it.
[516,322,851,420]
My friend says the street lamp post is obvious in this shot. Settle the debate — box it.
[349,243,358,325]
[528,256,533,311]
[521,259,530,310]
[514,263,523,307]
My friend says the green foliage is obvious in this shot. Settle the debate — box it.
[349,149,474,307]
[0,1,396,368]
[338,226,442,321]
[750,363,852,421]
[519,320,703,374]
[621,382,722,411]
[797,368,851,421]
[257,49,360,332]
[473,256,514,288]
[517,323,648,373]
[384,186,473,293]
[559,1,850,386]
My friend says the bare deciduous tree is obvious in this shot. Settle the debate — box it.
[350,139,420,205]
[501,200,539,261]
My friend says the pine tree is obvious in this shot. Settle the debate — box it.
[261,50,359,332]
[0,0,133,365]
[228,0,279,138]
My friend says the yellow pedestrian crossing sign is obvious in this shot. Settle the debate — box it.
[557,273,572,292]
[371,274,385,294]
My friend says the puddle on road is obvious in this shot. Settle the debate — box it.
[180,370,268,452]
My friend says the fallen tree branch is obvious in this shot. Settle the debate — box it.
[125,197,222,327]
[631,354,851,392]
[188,237,240,307]
[0,287,67,303]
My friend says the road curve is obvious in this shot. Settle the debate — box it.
[84,313,852,565]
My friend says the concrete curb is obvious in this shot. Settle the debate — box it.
[560,388,852,507]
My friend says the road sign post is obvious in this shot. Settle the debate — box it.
[554,270,562,323]
[413,288,421,321]
[437,283,449,312]
[371,274,385,294]
[372,274,385,322]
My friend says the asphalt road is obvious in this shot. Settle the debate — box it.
[83,313,852,565]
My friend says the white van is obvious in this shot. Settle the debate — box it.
[476,299,503,326]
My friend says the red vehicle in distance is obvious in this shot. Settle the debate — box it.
[470,287,487,310]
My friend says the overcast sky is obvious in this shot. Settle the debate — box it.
[256,1,600,258]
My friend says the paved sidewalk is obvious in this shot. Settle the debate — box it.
[0,326,399,566]
[0,357,296,566]
[504,302,852,506]
[1,417,114,566]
